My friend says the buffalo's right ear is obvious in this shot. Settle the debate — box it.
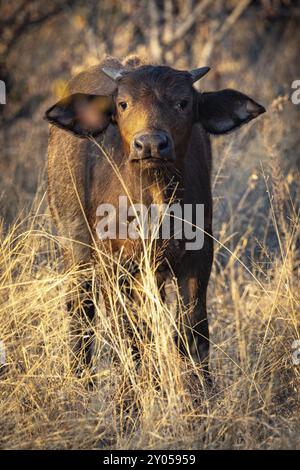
[44,93,115,138]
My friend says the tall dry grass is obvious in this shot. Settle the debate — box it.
[0,117,299,450]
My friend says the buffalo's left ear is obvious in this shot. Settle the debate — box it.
[197,89,265,134]
[44,93,115,138]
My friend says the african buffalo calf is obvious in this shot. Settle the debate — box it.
[45,56,265,378]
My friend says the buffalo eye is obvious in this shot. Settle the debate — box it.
[118,101,128,111]
[175,99,188,111]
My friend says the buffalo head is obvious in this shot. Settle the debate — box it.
[45,63,265,169]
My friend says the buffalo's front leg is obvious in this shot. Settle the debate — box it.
[67,280,96,376]
[185,289,210,373]
[179,279,209,365]
[177,250,212,380]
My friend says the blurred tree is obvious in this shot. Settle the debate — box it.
[0,0,78,119]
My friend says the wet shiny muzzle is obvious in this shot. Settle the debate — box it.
[129,131,175,164]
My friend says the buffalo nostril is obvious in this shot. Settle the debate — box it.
[134,139,143,151]
[158,136,169,151]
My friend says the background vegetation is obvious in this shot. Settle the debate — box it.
[0,0,299,449]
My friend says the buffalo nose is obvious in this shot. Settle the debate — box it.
[133,132,172,160]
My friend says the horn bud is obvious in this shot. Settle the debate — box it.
[189,66,210,83]
[101,67,125,81]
